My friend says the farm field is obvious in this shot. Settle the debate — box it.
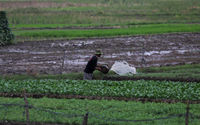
[1,97,200,125]
[0,79,200,101]
[2,0,199,25]
[1,0,200,41]
[0,33,200,77]
[0,0,200,124]
[0,0,200,76]
[0,63,199,82]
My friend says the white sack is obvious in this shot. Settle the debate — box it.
[110,61,136,76]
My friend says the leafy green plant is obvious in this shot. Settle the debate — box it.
[0,79,199,100]
[0,11,14,46]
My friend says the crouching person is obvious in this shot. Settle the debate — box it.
[83,50,102,80]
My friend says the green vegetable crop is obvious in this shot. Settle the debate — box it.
[0,79,199,100]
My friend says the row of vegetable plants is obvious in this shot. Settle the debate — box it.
[0,79,199,100]
[13,24,200,39]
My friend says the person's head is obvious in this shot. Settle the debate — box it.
[95,49,102,57]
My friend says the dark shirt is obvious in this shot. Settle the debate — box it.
[84,55,98,73]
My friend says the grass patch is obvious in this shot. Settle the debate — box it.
[1,64,199,81]
[134,64,200,80]
[3,0,200,25]
[138,64,200,73]
[13,24,200,41]
[11,23,107,29]
[0,97,200,125]
[0,72,83,81]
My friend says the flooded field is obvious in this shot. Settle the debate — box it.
[0,33,200,75]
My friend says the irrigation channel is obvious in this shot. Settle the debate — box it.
[0,33,200,75]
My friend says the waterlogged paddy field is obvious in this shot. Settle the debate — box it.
[0,33,199,75]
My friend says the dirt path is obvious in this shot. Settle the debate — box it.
[103,76,200,83]
[0,33,200,75]
[1,93,200,104]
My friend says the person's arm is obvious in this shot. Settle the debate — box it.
[95,64,102,71]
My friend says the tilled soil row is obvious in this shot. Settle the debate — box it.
[1,93,199,104]
[103,76,200,83]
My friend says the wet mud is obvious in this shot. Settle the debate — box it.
[0,33,200,75]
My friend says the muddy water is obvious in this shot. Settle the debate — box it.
[0,33,200,75]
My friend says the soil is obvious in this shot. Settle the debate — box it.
[0,33,200,75]
[103,76,200,83]
[1,93,200,104]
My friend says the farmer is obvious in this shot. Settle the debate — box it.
[83,49,102,80]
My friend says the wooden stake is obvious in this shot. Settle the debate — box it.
[24,90,29,125]
[82,112,89,125]
[185,100,190,125]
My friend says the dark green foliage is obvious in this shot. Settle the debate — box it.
[0,79,199,100]
[0,11,14,46]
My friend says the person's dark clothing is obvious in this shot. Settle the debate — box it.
[84,55,98,73]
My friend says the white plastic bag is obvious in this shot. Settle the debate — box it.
[110,61,136,76]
